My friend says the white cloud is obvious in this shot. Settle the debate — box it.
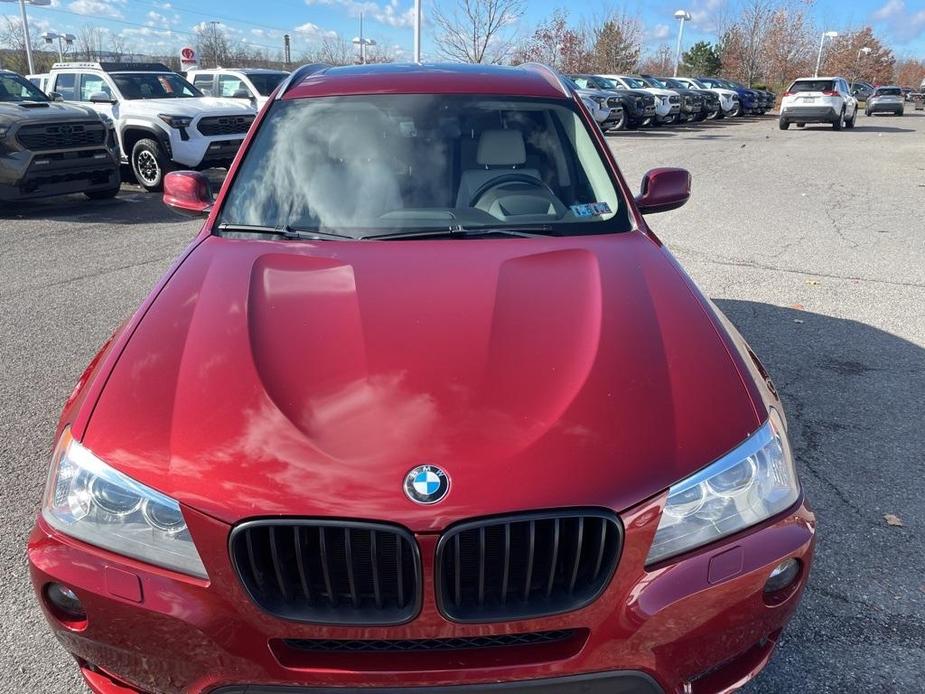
[305,0,416,29]
[688,0,725,34]
[68,0,124,19]
[295,21,338,39]
[871,0,925,42]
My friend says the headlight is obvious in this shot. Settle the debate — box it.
[646,411,800,565]
[98,113,114,128]
[590,95,606,106]
[158,114,192,129]
[0,124,9,138]
[42,427,208,579]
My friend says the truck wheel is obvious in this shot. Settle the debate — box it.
[85,187,121,200]
[729,103,742,117]
[131,138,172,192]
[779,117,790,130]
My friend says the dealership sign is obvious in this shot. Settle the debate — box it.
[180,46,197,69]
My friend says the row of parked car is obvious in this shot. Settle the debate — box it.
[2,62,290,203]
[0,61,785,205]
[563,73,775,132]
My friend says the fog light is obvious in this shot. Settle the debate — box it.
[764,558,801,593]
[45,582,86,620]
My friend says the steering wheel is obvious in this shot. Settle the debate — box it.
[468,173,560,209]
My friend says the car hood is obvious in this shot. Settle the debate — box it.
[708,88,739,99]
[120,97,255,117]
[85,232,761,530]
[0,100,101,125]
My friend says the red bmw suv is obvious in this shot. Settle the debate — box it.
[28,63,815,694]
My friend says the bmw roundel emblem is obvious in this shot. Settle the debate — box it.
[404,465,450,504]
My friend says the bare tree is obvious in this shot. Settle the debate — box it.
[511,9,588,72]
[108,33,127,62]
[0,15,28,74]
[76,25,105,61]
[196,22,234,68]
[432,0,524,64]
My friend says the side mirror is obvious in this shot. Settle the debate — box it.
[89,91,114,104]
[163,171,213,217]
[232,88,251,99]
[635,167,691,215]
[50,91,63,102]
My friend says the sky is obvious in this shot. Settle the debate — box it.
[4,0,924,63]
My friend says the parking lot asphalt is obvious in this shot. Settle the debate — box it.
[1,113,923,693]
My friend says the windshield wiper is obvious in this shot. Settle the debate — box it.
[363,225,554,241]
[216,223,355,241]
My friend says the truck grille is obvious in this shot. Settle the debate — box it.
[230,520,420,625]
[669,95,680,104]
[197,114,255,136]
[17,122,106,151]
[436,510,622,623]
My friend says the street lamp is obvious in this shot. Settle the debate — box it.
[814,30,838,78]
[351,12,377,64]
[673,10,691,78]
[413,0,422,63]
[0,0,52,75]
[41,31,76,62]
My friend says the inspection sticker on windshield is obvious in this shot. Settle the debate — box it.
[571,202,611,217]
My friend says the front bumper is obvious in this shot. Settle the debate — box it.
[167,128,246,169]
[0,144,119,201]
[29,496,815,694]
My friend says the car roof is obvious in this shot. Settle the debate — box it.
[191,68,288,74]
[283,63,569,100]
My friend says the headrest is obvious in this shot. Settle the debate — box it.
[476,129,526,167]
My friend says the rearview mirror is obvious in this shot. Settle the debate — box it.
[89,91,115,104]
[635,168,691,215]
[163,171,213,217]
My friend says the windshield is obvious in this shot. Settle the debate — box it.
[0,73,49,102]
[875,87,901,96]
[789,80,834,93]
[111,72,201,99]
[642,77,665,88]
[620,77,648,89]
[247,72,288,96]
[218,94,630,239]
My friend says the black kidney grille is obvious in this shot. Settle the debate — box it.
[437,510,622,622]
[230,520,420,625]
[197,115,254,136]
[17,122,106,151]
[283,629,575,653]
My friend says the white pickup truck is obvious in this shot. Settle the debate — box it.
[47,62,257,191]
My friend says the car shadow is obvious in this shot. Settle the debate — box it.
[714,300,925,693]
[0,169,227,225]
[849,124,916,133]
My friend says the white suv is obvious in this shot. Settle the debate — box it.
[48,62,257,191]
[779,76,858,130]
[186,68,289,109]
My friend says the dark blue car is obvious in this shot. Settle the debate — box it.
[699,77,761,114]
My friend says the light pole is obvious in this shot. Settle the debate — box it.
[814,30,838,77]
[673,10,691,78]
[0,0,52,75]
[855,45,871,83]
[41,31,76,61]
[352,12,377,64]
[413,0,422,63]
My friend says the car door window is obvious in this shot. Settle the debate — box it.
[219,75,250,98]
[193,74,214,95]
[53,73,77,100]
[79,73,111,101]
